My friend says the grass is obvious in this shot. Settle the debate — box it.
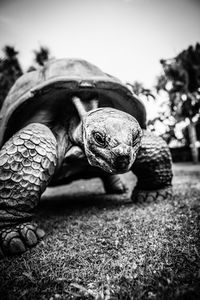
[0,163,200,300]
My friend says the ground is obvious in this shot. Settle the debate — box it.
[0,163,200,300]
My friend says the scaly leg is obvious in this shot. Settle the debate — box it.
[131,130,173,202]
[0,123,57,257]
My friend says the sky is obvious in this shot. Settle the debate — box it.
[0,0,200,121]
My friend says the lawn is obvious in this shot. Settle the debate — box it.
[0,163,200,300]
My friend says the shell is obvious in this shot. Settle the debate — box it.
[0,58,146,147]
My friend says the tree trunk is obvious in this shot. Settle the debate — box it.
[188,121,199,163]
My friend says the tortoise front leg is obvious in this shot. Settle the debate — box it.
[101,174,129,194]
[131,130,173,202]
[0,123,57,257]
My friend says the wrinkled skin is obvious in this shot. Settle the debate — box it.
[82,108,142,174]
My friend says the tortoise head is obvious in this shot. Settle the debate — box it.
[82,108,142,174]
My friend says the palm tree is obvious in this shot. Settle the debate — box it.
[34,46,50,66]
[27,46,51,72]
[3,46,23,77]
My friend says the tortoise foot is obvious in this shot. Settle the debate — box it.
[132,186,172,203]
[103,174,129,194]
[0,223,45,257]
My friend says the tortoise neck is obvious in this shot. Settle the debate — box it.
[70,120,84,148]
[71,96,99,120]
[52,126,69,169]
[72,96,87,119]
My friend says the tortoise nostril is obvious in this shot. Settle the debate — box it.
[116,155,130,169]
[118,155,129,162]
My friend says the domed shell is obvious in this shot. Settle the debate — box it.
[0,58,146,147]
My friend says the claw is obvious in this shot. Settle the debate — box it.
[20,225,38,246]
[9,237,26,254]
[103,175,129,194]
[35,228,45,239]
[0,223,45,256]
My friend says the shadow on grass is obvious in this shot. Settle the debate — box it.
[37,173,135,216]
[39,187,132,212]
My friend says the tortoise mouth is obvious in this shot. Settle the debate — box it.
[102,161,133,174]
[87,152,134,174]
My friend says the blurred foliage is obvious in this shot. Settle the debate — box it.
[126,81,179,144]
[154,43,200,153]
[0,46,23,109]
[156,43,200,121]
[127,81,155,100]
[34,46,50,66]
[28,46,51,71]
[148,114,177,144]
[183,121,200,145]
[0,45,51,108]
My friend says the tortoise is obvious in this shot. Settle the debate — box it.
[0,58,172,257]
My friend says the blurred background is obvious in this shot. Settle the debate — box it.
[0,0,200,163]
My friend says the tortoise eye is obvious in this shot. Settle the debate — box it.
[93,132,106,147]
